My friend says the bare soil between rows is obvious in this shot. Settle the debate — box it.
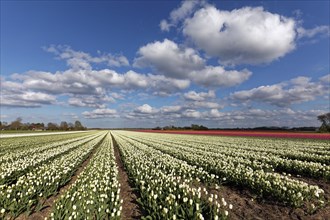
[208,178,330,220]
[111,134,145,220]
[16,144,99,220]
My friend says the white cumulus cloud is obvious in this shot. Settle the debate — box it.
[183,6,296,65]
[45,45,129,70]
[161,105,182,114]
[190,66,252,87]
[184,90,215,101]
[135,104,159,114]
[8,67,191,100]
[182,109,202,118]
[134,39,205,79]
[1,91,56,108]
[297,26,330,39]
[160,0,204,31]
[134,39,251,87]
[68,95,115,108]
[209,109,225,118]
[1,78,57,108]
[191,101,221,109]
[231,74,330,107]
[82,108,118,119]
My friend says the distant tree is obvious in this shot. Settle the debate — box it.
[191,124,199,130]
[74,120,84,130]
[21,123,29,130]
[39,123,45,130]
[68,122,74,130]
[317,112,330,132]
[47,122,59,131]
[163,125,176,130]
[60,121,69,131]
[191,124,208,130]
[10,117,23,130]
[0,121,8,130]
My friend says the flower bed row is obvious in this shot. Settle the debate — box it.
[127,133,329,180]
[0,132,103,185]
[112,131,232,220]
[0,131,107,218]
[118,131,325,207]
[0,131,95,155]
[50,132,121,220]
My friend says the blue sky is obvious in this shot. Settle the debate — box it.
[1,0,329,128]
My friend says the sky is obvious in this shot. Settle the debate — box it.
[0,0,329,128]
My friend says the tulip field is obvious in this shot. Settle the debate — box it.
[0,130,329,219]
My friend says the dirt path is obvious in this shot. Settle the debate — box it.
[111,134,144,220]
[16,144,100,220]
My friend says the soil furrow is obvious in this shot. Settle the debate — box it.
[206,183,330,220]
[111,134,144,220]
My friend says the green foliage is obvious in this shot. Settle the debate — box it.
[317,113,330,133]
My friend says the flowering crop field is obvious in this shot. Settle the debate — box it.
[139,130,330,140]
[0,130,329,219]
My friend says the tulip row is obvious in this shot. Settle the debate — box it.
[0,132,97,163]
[116,131,325,207]
[112,131,232,220]
[154,133,330,164]
[0,131,107,218]
[49,132,122,220]
[128,133,329,180]
[0,131,96,155]
[0,132,103,185]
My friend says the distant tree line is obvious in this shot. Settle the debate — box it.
[152,125,321,132]
[0,117,86,131]
[153,124,209,131]
[151,113,330,133]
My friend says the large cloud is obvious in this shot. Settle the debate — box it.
[231,74,330,107]
[8,68,190,100]
[183,6,296,65]
[1,79,56,108]
[1,91,56,108]
[1,64,192,110]
[190,66,251,87]
[134,39,251,87]
[12,70,102,95]
[134,39,205,79]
